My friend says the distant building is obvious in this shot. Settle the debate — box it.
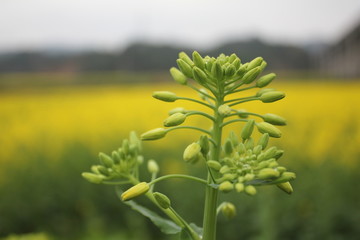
[321,21,360,78]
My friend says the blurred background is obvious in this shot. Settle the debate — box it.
[1,0,360,239]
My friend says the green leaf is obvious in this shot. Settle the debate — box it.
[179,229,192,240]
[116,187,181,235]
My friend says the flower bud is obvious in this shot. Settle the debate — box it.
[259,61,267,71]
[245,137,254,149]
[256,73,276,88]
[236,65,247,78]
[274,150,284,159]
[218,104,231,116]
[163,112,186,127]
[152,91,178,102]
[192,51,205,69]
[242,67,261,84]
[225,64,236,77]
[99,152,114,168]
[193,66,208,85]
[263,146,278,159]
[276,182,293,194]
[256,88,275,97]
[220,165,231,174]
[207,160,222,171]
[245,185,257,196]
[168,107,187,115]
[259,91,285,103]
[247,57,263,70]
[170,67,187,85]
[235,183,245,192]
[211,61,224,81]
[224,139,233,155]
[183,142,201,163]
[232,58,241,70]
[258,133,269,149]
[153,192,171,209]
[199,135,210,155]
[253,145,262,155]
[237,109,249,118]
[97,165,110,176]
[179,51,194,66]
[241,119,255,140]
[257,168,280,179]
[256,122,282,138]
[141,128,167,141]
[244,173,255,182]
[228,53,238,63]
[121,182,150,201]
[219,181,234,193]
[176,59,193,78]
[82,172,104,184]
[272,172,296,184]
[147,159,159,174]
[221,202,236,219]
[229,131,239,146]
[262,113,287,126]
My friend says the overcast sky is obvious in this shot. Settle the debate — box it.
[1,0,360,52]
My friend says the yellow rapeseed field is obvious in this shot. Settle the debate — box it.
[1,81,360,170]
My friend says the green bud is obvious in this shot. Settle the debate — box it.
[218,104,232,116]
[198,88,209,101]
[235,183,245,192]
[277,166,287,173]
[256,73,276,88]
[122,139,130,155]
[193,66,208,85]
[236,64,247,78]
[97,165,110,176]
[245,137,254,149]
[223,173,237,181]
[207,160,222,171]
[192,51,205,69]
[176,59,193,78]
[241,119,255,140]
[179,51,194,66]
[277,182,293,194]
[274,150,284,159]
[232,58,241,70]
[183,142,201,163]
[237,109,249,118]
[225,65,236,77]
[262,113,287,126]
[147,159,159,174]
[219,181,234,193]
[99,152,114,168]
[259,91,285,103]
[271,172,296,184]
[168,107,187,115]
[258,133,269,149]
[256,122,282,138]
[228,53,238,63]
[152,91,178,102]
[247,57,263,70]
[242,66,261,84]
[264,146,278,159]
[256,88,276,97]
[170,67,187,85]
[221,202,236,219]
[91,165,100,174]
[224,139,233,155]
[211,61,224,81]
[129,131,142,152]
[163,112,186,127]
[111,151,121,164]
[229,131,239,146]
[153,192,171,209]
[257,168,280,179]
[219,165,231,174]
[237,143,246,154]
[253,145,262,155]
[82,172,104,184]
[199,135,210,155]
[259,61,267,71]
[245,185,257,196]
[121,182,150,201]
[141,128,167,141]
[205,60,213,72]
[244,173,255,182]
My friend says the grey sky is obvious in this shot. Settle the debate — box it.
[1,0,360,52]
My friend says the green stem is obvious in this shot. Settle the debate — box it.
[167,126,211,135]
[186,111,215,122]
[226,85,256,95]
[169,207,202,240]
[202,97,224,240]
[224,95,257,104]
[228,97,259,107]
[221,119,248,127]
[178,97,215,109]
[188,84,216,101]
[149,174,208,186]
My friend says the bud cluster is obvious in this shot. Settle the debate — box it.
[208,131,295,195]
[82,131,144,184]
